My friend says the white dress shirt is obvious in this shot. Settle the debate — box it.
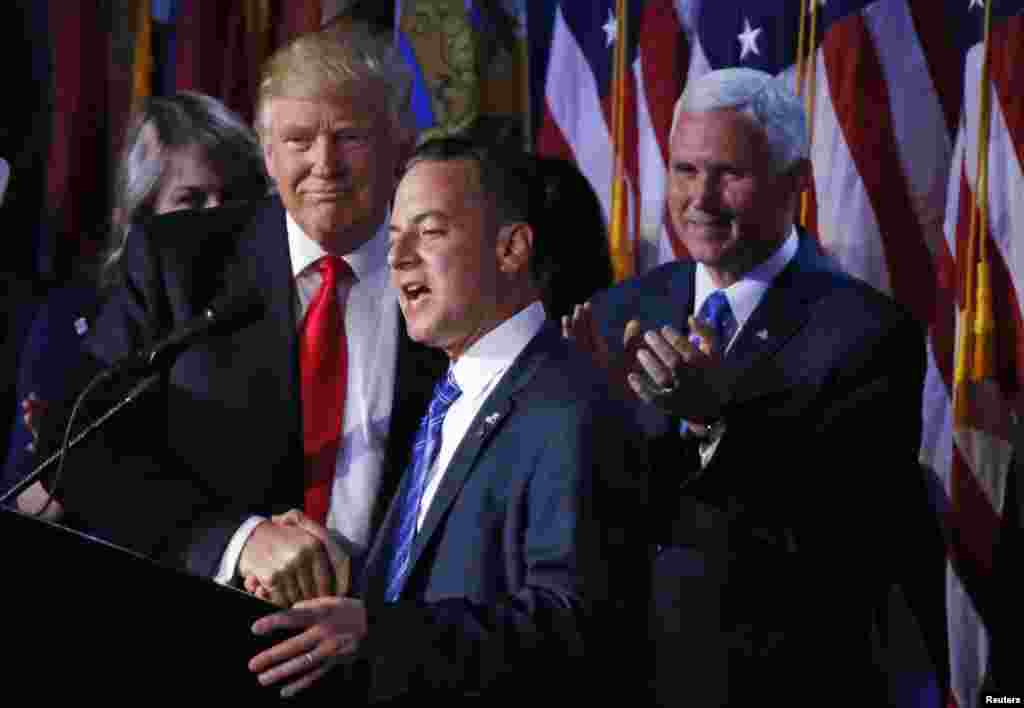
[215,213,399,584]
[690,228,798,467]
[692,227,799,354]
[416,300,547,531]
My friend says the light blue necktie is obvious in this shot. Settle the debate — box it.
[383,370,462,602]
[696,290,737,354]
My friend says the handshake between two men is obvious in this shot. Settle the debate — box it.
[238,297,731,613]
[239,510,367,698]
[239,510,351,607]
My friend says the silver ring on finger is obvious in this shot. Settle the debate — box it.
[655,376,679,396]
[304,651,315,668]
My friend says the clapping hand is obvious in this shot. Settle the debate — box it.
[628,315,727,423]
[562,301,644,398]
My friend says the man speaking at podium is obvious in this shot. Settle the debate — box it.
[245,138,649,702]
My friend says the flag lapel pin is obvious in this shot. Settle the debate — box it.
[477,412,503,438]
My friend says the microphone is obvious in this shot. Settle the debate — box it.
[108,289,265,377]
[0,290,264,509]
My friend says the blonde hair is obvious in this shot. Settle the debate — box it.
[256,24,413,143]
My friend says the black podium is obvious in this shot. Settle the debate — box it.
[3,508,349,704]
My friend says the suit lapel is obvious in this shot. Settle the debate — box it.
[404,328,554,579]
[724,236,832,405]
[226,199,305,500]
[370,324,551,595]
[155,198,306,509]
[232,198,296,334]
[406,395,515,571]
[231,197,301,392]
[359,316,451,601]
[666,262,697,334]
[726,273,809,367]
[367,393,518,599]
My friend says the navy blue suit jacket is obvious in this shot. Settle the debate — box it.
[2,282,101,499]
[39,197,447,578]
[591,234,927,705]
[0,270,39,488]
[350,323,651,704]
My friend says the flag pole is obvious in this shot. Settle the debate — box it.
[609,0,633,281]
[972,0,995,380]
[798,0,818,228]
[131,0,154,111]
[806,0,819,146]
[796,0,809,100]
[954,0,996,425]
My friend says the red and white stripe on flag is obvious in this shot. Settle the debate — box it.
[539,0,1022,703]
[537,0,685,278]
[942,8,1024,705]
[657,2,1023,706]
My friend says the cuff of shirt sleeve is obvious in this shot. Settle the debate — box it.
[213,515,267,586]
[679,419,725,440]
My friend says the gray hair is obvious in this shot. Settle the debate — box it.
[105,91,269,284]
[256,23,414,144]
[672,68,808,171]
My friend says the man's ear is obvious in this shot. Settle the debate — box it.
[496,222,534,276]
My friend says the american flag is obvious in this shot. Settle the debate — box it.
[41,0,325,283]
[537,0,1024,705]
[939,1,1024,704]
[536,0,686,279]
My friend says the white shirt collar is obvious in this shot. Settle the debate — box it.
[694,227,799,333]
[286,211,390,280]
[449,301,548,402]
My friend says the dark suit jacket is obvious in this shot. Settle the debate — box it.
[348,323,650,704]
[591,234,928,705]
[0,270,39,483]
[2,281,102,498]
[40,197,447,578]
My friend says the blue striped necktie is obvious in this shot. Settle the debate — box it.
[383,370,462,602]
[679,290,739,438]
[697,290,737,354]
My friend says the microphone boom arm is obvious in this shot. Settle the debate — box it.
[0,374,161,507]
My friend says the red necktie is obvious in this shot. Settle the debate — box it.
[300,256,354,525]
